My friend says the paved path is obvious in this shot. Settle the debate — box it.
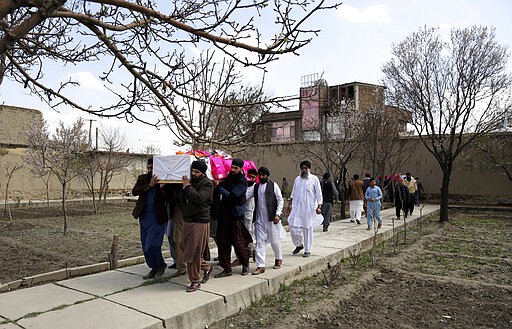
[0,204,439,329]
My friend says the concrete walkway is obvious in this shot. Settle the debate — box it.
[0,204,439,329]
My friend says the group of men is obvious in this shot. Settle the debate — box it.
[132,158,324,293]
[345,172,421,230]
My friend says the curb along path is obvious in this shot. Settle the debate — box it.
[0,205,439,329]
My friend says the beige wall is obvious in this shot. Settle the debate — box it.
[1,105,510,203]
[0,105,151,202]
[0,147,148,202]
[1,139,510,203]
[241,136,512,204]
[0,105,41,146]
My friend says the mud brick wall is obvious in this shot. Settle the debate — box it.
[356,84,384,112]
[0,105,42,146]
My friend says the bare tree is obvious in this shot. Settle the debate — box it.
[96,127,130,204]
[2,161,22,219]
[80,152,100,213]
[1,0,340,146]
[31,167,52,207]
[358,87,414,180]
[383,26,511,222]
[141,144,160,155]
[26,118,89,234]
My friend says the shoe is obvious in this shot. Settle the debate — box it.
[155,265,166,277]
[292,245,304,255]
[366,226,371,230]
[142,269,157,280]
[231,259,242,267]
[273,259,282,269]
[186,282,201,293]
[214,270,232,278]
[213,256,219,261]
[356,219,361,225]
[377,223,382,229]
[252,267,265,275]
[170,270,186,278]
[168,263,177,269]
[303,252,311,258]
[202,266,213,284]
[350,219,355,223]
[241,265,249,276]
[323,227,328,232]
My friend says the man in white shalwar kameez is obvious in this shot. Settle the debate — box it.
[286,160,323,257]
[246,167,285,274]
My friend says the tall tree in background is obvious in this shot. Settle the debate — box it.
[26,118,89,234]
[81,152,100,214]
[383,26,511,222]
[81,127,129,213]
[96,127,130,204]
[359,87,414,180]
[1,0,340,146]
[2,161,22,219]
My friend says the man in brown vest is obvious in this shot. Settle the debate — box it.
[346,174,365,225]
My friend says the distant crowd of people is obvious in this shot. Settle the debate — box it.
[132,158,423,292]
[345,172,423,230]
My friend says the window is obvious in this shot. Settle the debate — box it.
[271,121,295,142]
[326,115,351,139]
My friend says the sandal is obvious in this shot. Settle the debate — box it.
[186,282,201,293]
[202,266,213,284]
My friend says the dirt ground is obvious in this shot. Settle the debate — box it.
[210,211,512,329]
[1,205,511,329]
[0,202,142,284]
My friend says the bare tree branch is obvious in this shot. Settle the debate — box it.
[1,0,340,146]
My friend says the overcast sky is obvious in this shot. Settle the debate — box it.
[1,0,511,154]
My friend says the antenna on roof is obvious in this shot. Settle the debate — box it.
[301,73,328,88]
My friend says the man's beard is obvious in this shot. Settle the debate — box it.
[300,170,309,179]
[191,174,201,183]
[259,177,268,184]
[248,180,255,187]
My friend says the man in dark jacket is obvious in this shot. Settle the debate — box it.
[181,160,214,292]
[394,176,409,220]
[320,172,338,232]
[362,172,371,215]
[214,158,252,277]
[132,158,167,279]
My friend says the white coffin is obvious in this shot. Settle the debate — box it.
[153,155,213,183]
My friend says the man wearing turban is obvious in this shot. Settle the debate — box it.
[286,160,323,257]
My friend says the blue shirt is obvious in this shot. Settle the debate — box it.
[365,186,382,202]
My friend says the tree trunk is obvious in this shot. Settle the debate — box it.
[91,190,98,214]
[45,176,50,207]
[3,176,10,215]
[62,183,68,235]
[439,170,450,222]
[337,166,348,219]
